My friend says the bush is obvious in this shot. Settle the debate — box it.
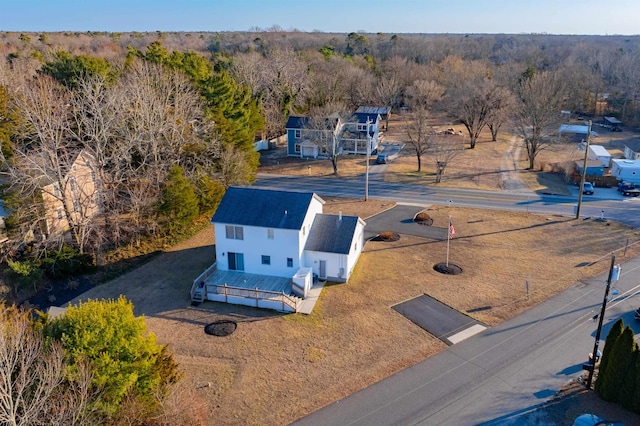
[40,245,93,279]
[7,258,43,294]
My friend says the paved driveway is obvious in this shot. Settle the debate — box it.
[364,204,447,240]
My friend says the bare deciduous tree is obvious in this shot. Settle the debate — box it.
[405,80,444,111]
[431,135,464,183]
[512,71,565,170]
[456,82,514,148]
[304,104,348,175]
[486,86,515,141]
[0,306,98,426]
[405,107,432,172]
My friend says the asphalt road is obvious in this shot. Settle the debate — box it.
[254,174,640,229]
[293,255,640,426]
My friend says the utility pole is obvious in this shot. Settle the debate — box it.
[586,254,620,389]
[365,118,371,201]
[576,120,592,219]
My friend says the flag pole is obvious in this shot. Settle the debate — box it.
[446,215,451,267]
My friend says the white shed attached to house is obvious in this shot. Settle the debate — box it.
[611,159,640,184]
[303,212,366,283]
[588,145,612,167]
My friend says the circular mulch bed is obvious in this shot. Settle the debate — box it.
[372,231,400,242]
[414,211,433,226]
[433,262,463,275]
[204,320,237,337]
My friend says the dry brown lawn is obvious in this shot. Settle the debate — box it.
[259,113,591,196]
[72,197,640,425]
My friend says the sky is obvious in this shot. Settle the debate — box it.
[2,0,640,35]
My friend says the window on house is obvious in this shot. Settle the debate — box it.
[267,229,274,239]
[294,129,301,138]
[262,255,271,265]
[357,123,367,131]
[56,208,63,220]
[287,258,293,268]
[54,184,61,197]
[70,177,78,191]
[225,225,244,240]
[73,200,80,213]
[294,143,301,153]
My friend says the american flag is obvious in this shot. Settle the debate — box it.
[449,222,456,239]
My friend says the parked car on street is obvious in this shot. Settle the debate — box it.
[583,182,594,195]
[375,154,387,164]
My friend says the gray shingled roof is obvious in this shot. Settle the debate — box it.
[285,116,310,129]
[624,139,640,154]
[356,106,391,116]
[305,214,362,254]
[212,187,322,230]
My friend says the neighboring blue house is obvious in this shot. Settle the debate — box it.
[285,107,384,157]
[355,106,391,130]
[340,112,382,155]
[285,115,341,157]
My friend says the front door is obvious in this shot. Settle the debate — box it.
[319,260,327,280]
[228,252,244,271]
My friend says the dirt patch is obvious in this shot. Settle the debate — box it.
[433,262,463,275]
[204,320,237,337]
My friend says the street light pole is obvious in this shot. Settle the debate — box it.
[576,120,592,219]
[365,118,371,201]
[586,254,619,389]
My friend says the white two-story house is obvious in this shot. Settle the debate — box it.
[192,187,366,313]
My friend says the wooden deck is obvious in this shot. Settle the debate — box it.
[206,270,293,294]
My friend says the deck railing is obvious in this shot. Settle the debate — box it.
[191,262,217,300]
[209,283,299,312]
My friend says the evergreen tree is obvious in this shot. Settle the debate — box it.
[0,85,18,160]
[599,326,637,402]
[596,318,624,393]
[45,297,181,419]
[41,51,114,89]
[160,165,199,227]
[620,349,639,410]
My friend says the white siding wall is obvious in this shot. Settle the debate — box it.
[612,161,640,183]
[214,223,301,277]
[304,251,347,282]
[345,221,366,280]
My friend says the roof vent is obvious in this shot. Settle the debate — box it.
[339,211,342,221]
[284,210,288,215]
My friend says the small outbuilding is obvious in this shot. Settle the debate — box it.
[603,116,622,131]
[588,145,612,167]
[559,124,598,139]
[576,160,604,177]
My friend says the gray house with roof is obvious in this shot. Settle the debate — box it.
[192,187,366,312]
[285,107,384,157]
